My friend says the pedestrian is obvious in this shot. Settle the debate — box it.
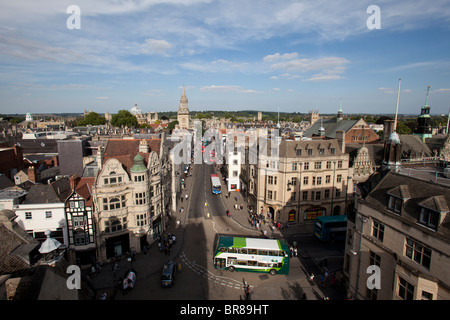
[245,285,250,300]
[113,261,119,280]
[294,247,298,257]
[320,274,326,288]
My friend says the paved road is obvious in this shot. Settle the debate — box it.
[90,161,347,301]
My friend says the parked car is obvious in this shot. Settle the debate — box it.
[161,260,177,287]
[123,270,136,293]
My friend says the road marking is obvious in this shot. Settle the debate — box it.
[181,251,254,290]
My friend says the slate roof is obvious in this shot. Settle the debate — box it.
[0,174,14,189]
[346,143,384,167]
[304,119,358,138]
[15,139,58,155]
[362,171,450,241]
[399,134,433,158]
[22,177,71,204]
[261,137,345,158]
[0,210,40,275]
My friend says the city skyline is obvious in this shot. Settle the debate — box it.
[1,1,450,115]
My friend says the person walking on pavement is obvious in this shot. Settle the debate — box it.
[112,260,119,281]
[244,284,250,300]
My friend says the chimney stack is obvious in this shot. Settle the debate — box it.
[383,119,395,142]
[27,166,37,183]
[336,130,346,152]
[69,174,80,191]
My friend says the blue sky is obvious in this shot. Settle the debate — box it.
[1,0,449,116]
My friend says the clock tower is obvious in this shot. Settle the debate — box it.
[177,85,190,130]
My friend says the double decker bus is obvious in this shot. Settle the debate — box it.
[314,215,347,242]
[214,236,290,275]
[211,174,221,194]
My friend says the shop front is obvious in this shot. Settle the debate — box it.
[304,207,326,221]
[105,233,130,260]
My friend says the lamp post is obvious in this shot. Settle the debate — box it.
[354,214,368,300]
[331,161,336,216]
[297,162,302,223]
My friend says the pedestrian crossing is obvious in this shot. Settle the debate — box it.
[180,251,254,291]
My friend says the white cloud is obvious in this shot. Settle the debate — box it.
[265,54,349,81]
[141,39,173,55]
[142,89,164,96]
[263,52,299,63]
[270,56,349,73]
[199,85,262,94]
[96,96,109,100]
[180,59,248,73]
[378,87,413,94]
[304,74,344,82]
[432,88,450,93]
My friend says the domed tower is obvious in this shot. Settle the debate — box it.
[414,85,432,142]
[177,85,190,129]
[131,153,148,186]
[337,100,344,122]
[382,131,402,172]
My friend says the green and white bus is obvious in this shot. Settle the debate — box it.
[214,236,290,275]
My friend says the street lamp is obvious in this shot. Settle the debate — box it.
[353,214,369,300]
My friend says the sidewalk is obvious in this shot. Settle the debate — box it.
[215,166,315,238]
[86,213,185,299]
[87,163,203,298]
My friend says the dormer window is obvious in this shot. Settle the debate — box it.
[388,196,403,214]
[387,185,411,215]
[417,195,448,232]
[418,207,439,230]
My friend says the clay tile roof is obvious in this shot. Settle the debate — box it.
[75,177,95,206]
[103,139,161,174]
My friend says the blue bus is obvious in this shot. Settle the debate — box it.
[211,174,221,194]
[314,215,347,242]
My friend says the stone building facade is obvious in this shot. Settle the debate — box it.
[344,171,450,300]
[248,133,353,225]
[92,139,164,262]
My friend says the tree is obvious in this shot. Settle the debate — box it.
[110,110,138,128]
[396,121,412,134]
[167,120,178,133]
[76,112,106,126]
